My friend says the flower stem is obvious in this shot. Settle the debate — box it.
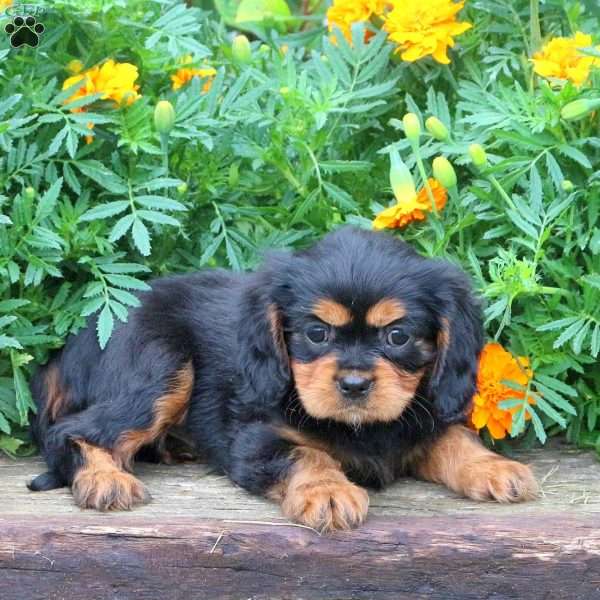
[160,132,170,196]
[412,143,438,217]
[530,0,541,53]
[487,174,517,211]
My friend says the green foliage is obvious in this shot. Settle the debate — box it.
[0,0,598,456]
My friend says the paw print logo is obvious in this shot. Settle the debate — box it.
[5,15,45,48]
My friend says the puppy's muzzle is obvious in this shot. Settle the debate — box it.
[335,373,374,404]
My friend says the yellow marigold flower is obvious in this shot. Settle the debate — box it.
[373,178,447,229]
[62,59,141,108]
[171,55,216,92]
[469,343,535,440]
[383,0,471,64]
[326,0,387,42]
[0,0,12,11]
[531,32,600,86]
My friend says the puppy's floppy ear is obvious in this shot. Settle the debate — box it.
[236,253,292,417]
[428,264,484,423]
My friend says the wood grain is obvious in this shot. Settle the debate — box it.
[1,446,599,599]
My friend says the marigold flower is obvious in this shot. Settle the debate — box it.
[0,0,12,11]
[326,0,387,42]
[373,178,447,229]
[383,0,472,65]
[62,59,141,108]
[171,55,216,92]
[531,32,600,86]
[469,342,535,440]
[383,0,471,64]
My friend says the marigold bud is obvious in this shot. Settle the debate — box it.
[403,113,421,144]
[425,116,449,141]
[154,100,176,135]
[561,179,574,192]
[560,98,600,121]
[177,182,188,194]
[24,186,35,199]
[432,156,457,189]
[67,59,84,75]
[468,144,488,168]
[389,149,416,202]
[232,34,252,64]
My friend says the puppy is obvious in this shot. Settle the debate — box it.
[28,227,538,530]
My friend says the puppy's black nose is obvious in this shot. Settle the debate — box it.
[336,374,373,401]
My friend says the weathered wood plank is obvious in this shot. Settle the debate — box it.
[1,445,599,518]
[1,446,599,599]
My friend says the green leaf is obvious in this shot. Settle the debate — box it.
[137,210,180,226]
[553,318,585,349]
[135,195,186,211]
[79,201,129,222]
[109,214,135,242]
[36,178,63,221]
[97,304,114,349]
[104,274,150,291]
[75,160,128,194]
[132,218,151,256]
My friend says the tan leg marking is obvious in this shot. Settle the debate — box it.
[114,362,194,470]
[414,425,539,503]
[45,364,68,423]
[269,446,369,532]
[72,441,150,511]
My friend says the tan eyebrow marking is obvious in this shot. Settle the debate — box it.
[366,298,406,328]
[312,299,352,327]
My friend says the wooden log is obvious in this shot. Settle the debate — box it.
[1,515,600,599]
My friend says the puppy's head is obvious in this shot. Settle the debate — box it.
[261,227,483,427]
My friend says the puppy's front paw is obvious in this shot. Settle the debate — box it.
[282,479,369,531]
[461,457,539,503]
[72,468,151,511]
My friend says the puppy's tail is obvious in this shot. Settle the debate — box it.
[27,470,64,491]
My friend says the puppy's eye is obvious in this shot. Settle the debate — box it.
[306,325,329,344]
[387,328,410,347]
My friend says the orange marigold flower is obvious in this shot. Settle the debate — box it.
[373,178,447,229]
[326,0,387,42]
[383,0,471,64]
[469,342,535,440]
[62,59,141,108]
[531,32,600,86]
[171,55,217,92]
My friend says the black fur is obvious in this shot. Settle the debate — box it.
[28,227,483,497]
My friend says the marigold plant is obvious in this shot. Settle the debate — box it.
[383,0,471,64]
[0,0,598,458]
[373,178,447,229]
[469,343,535,440]
[531,32,600,86]
[171,56,217,92]
[62,59,141,107]
[326,0,386,42]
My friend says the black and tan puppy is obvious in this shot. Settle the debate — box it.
[28,227,538,530]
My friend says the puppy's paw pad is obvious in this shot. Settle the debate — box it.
[283,480,369,531]
[73,469,151,511]
[464,458,539,503]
